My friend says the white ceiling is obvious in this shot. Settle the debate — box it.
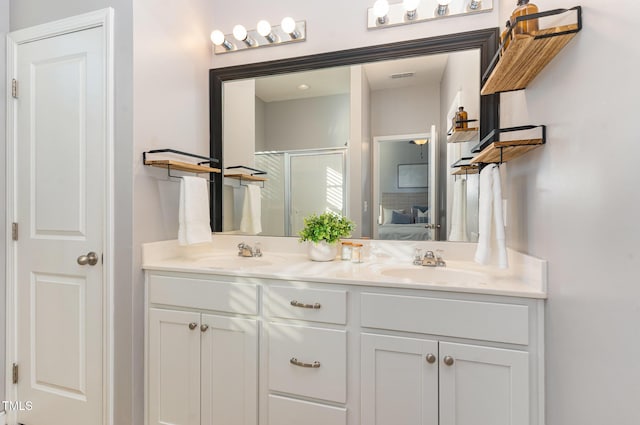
[254,52,451,103]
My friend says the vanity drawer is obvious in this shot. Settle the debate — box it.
[267,286,347,324]
[148,274,258,315]
[361,292,529,345]
[268,323,347,403]
[268,395,346,425]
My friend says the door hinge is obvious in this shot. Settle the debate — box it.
[12,363,19,384]
[12,79,18,98]
[12,222,19,241]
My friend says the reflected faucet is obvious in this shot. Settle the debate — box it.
[237,242,262,258]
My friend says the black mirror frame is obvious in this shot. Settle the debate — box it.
[209,27,499,232]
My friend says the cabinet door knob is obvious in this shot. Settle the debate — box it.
[426,353,437,364]
[443,356,455,366]
[200,324,209,332]
[188,322,198,330]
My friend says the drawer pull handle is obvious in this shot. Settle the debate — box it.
[290,357,321,368]
[290,300,321,309]
[188,322,198,330]
[443,356,455,366]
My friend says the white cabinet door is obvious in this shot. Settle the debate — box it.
[439,342,530,425]
[361,333,439,425]
[200,314,258,425]
[148,308,201,425]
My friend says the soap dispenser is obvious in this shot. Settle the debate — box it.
[511,0,539,36]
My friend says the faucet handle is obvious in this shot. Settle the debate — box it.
[435,249,443,260]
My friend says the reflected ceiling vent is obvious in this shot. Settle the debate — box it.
[390,72,415,79]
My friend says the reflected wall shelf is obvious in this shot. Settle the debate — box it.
[470,125,546,165]
[452,166,479,176]
[448,127,479,143]
[224,165,268,187]
[481,6,582,95]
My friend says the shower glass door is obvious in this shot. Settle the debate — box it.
[288,150,346,236]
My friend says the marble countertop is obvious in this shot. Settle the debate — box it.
[142,236,547,299]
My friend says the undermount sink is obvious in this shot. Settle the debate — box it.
[194,254,281,269]
[376,266,488,285]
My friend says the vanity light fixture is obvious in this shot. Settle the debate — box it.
[367,0,493,29]
[211,18,307,54]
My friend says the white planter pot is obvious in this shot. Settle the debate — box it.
[307,241,338,262]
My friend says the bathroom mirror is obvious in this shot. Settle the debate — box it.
[210,28,499,241]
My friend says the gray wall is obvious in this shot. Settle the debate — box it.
[263,94,349,152]
[379,141,429,194]
[0,0,9,405]
[498,1,640,424]
[371,83,441,137]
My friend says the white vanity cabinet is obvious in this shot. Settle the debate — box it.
[146,273,259,425]
[144,267,544,425]
[360,291,539,425]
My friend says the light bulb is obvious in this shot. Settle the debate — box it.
[373,0,390,24]
[403,0,420,11]
[373,0,390,17]
[403,0,420,20]
[257,20,272,37]
[281,17,297,34]
[210,30,225,46]
[232,24,248,41]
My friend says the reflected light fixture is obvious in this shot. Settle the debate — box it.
[403,0,421,20]
[211,18,307,54]
[410,138,429,159]
[367,0,493,29]
[373,0,390,24]
[436,0,452,16]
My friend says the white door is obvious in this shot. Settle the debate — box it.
[148,309,202,425]
[13,26,106,425]
[439,342,530,425]
[361,333,439,425]
[200,314,258,425]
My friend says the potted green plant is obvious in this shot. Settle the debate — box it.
[299,212,355,261]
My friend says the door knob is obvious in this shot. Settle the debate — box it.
[200,324,209,332]
[443,356,455,366]
[77,252,98,266]
[426,353,437,364]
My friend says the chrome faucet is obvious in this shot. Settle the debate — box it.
[422,250,446,267]
[237,242,262,258]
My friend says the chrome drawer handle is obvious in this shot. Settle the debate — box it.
[290,357,321,368]
[290,300,321,309]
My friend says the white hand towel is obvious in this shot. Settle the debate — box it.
[178,176,212,246]
[240,184,262,235]
[474,164,508,268]
[449,178,469,242]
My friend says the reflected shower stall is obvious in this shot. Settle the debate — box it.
[256,148,347,237]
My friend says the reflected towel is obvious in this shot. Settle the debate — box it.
[474,164,508,268]
[178,176,212,246]
[449,179,469,242]
[240,184,262,235]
